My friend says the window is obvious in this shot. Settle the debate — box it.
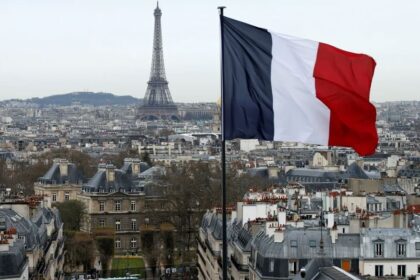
[375,265,383,277]
[269,259,274,272]
[52,193,57,202]
[99,219,105,228]
[290,240,298,248]
[374,241,384,257]
[396,242,406,257]
[115,200,121,211]
[17,234,25,242]
[417,264,420,274]
[115,238,121,249]
[131,219,137,231]
[99,201,105,212]
[64,192,70,201]
[130,201,136,211]
[309,240,316,248]
[288,260,297,275]
[130,238,137,249]
[416,242,420,257]
[115,219,121,231]
[397,265,406,277]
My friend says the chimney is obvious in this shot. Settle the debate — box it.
[125,158,141,175]
[326,213,335,229]
[267,166,279,179]
[106,164,115,182]
[265,221,279,237]
[0,227,17,252]
[98,163,107,172]
[330,225,338,244]
[274,228,284,243]
[277,209,286,226]
[231,210,237,223]
[59,159,69,177]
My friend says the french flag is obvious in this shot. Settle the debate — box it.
[222,17,378,156]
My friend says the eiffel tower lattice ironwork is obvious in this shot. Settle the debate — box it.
[139,2,178,121]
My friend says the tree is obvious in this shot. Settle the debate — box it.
[141,151,152,166]
[160,161,273,263]
[64,232,95,273]
[54,200,86,231]
[95,236,114,277]
[0,159,49,195]
[39,148,97,178]
[101,148,139,167]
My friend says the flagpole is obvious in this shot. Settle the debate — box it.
[218,6,228,280]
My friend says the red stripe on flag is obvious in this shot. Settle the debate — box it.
[314,43,378,156]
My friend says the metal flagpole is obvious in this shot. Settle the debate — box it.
[218,6,228,280]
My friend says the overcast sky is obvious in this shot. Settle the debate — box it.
[0,0,419,102]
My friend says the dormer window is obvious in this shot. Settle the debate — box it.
[309,240,316,248]
[374,239,384,257]
[290,240,298,248]
[396,239,407,257]
[18,234,25,242]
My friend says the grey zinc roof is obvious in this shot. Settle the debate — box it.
[0,209,39,251]
[235,226,253,252]
[0,238,27,277]
[39,162,83,185]
[30,210,48,248]
[317,267,357,280]
[120,161,150,175]
[333,234,360,258]
[293,258,333,280]
[346,163,369,179]
[200,211,214,232]
[83,169,134,192]
[286,163,369,183]
[201,211,223,240]
[252,228,360,260]
[361,227,413,238]
[139,166,165,178]
[383,184,405,193]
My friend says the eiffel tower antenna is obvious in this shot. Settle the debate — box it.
[138,2,178,121]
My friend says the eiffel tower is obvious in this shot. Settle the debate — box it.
[138,2,178,121]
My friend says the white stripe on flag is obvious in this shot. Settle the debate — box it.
[269,32,330,145]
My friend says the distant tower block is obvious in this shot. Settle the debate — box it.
[138,2,178,121]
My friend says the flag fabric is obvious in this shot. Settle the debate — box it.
[222,16,378,156]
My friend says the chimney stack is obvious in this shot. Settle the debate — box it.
[106,164,115,182]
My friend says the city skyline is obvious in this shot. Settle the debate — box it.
[1,0,420,102]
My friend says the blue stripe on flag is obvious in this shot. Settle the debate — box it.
[222,16,274,140]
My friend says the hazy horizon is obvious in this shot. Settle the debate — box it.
[1,0,419,102]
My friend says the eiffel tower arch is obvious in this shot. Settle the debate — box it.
[138,2,179,121]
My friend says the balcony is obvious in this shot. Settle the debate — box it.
[230,255,248,272]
